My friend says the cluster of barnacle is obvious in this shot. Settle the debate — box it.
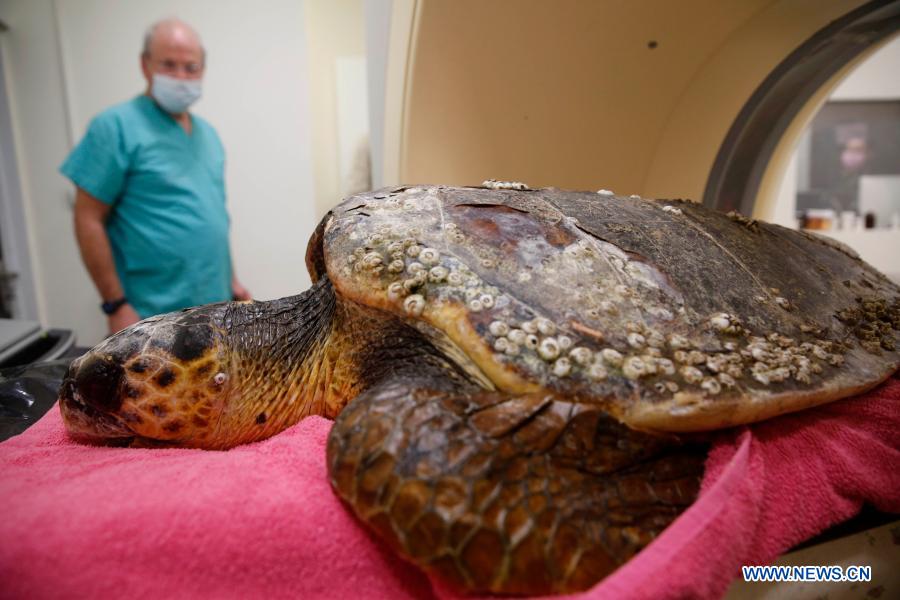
[482,179,529,191]
[345,223,685,389]
[484,315,742,395]
[741,334,842,385]
[346,227,503,321]
[442,222,465,244]
[835,296,900,353]
[699,314,844,386]
[485,308,847,397]
[468,246,823,397]
[486,317,593,379]
[596,189,645,200]
[486,316,678,384]
[707,312,747,336]
[726,210,760,232]
[752,293,793,311]
[346,214,848,399]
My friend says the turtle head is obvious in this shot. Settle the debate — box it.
[59,303,234,447]
[59,279,339,449]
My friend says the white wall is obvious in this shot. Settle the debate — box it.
[831,34,900,100]
[0,0,77,334]
[304,0,367,217]
[364,0,392,189]
[0,13,40,322]
[0,0,317,346]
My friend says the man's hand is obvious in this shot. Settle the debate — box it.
[108,303,141,334]
[232,279,251,301]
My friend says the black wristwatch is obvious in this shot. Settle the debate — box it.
[101,297,128,315]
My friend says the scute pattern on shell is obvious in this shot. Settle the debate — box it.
[323,185,899,432]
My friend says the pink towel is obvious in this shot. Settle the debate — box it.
[1,375,898,600]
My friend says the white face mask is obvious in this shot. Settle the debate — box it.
[151,73,202,115]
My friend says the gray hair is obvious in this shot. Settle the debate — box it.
[141,18,206,61]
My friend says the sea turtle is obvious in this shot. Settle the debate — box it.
[59,183,900,595]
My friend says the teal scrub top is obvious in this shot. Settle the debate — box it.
[61,95,232,318]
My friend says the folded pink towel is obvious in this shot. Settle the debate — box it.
[1,375,898,599]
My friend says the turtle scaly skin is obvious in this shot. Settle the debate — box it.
[328,383,703,593]
[59,185,900,594]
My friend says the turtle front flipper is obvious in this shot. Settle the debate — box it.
[327,380,705,595]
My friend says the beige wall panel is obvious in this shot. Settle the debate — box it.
[644,0,866,201]
[400,0,866,202]
[305,0,367,217]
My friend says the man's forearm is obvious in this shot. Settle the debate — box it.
[74,211,124,301]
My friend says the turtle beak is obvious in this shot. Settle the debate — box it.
[59,326,150,442]
[64,351,127,412]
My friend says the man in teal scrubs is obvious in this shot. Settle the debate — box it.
[61,18,249,334]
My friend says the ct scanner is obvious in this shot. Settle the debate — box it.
[370,0,900,224]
